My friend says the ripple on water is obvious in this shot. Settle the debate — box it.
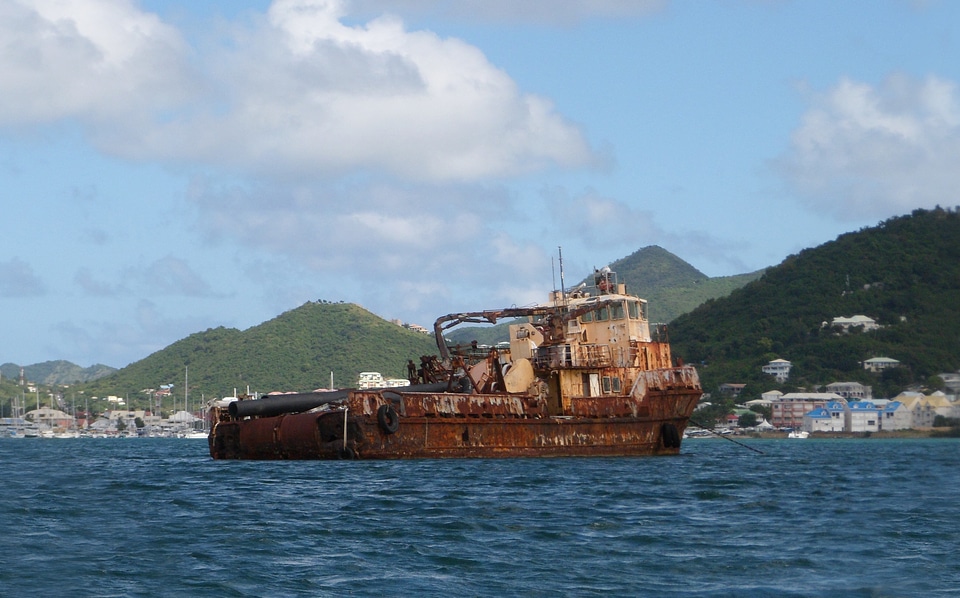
[1,438,958,596]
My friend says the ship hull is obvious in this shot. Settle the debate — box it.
[209,375,701,460]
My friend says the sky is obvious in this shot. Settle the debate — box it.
[2,0,959,369]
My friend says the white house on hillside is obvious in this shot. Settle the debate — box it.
[863,357,900,373]
[828,315,880,332]
[824,381,872,400]
[762,359,792,382]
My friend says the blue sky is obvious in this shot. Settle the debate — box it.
[2,0,958,369]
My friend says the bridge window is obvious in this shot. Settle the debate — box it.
[581,310,593,323]
[601,376,622,394]
[596,306,609,322]
[628,301,640,319]
[611,302,626,320]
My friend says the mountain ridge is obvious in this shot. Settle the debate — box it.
[670,207,960,399]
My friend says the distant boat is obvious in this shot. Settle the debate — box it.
[788,430,809,439]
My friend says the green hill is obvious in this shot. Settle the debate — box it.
[0,360,116,385]
[593,246,764,323]
[78,301,438,410]
[670,207,960,399]
[446,245,763,346]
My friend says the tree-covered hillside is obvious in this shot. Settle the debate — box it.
[78,301,438,410]
[670,207,960,399]
[446,245,764,346]
[0,361,115,385]
[595,246,764,323]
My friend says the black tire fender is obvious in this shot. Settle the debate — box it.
[377,404,400,434]
[661,423,681,449]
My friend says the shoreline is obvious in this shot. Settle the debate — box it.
[748,428,958,439]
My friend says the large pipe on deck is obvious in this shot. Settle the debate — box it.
[229,390,349,419]
[228,382,455,419]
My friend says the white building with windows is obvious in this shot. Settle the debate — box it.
[824,381,872,400]
[895,391,958,428]
[761,359,792,382]
[770,393,843,429]
[803,400,847,433]
[862,357,900,373]
[848,401,881,433]
[829,315,880,332]
[880,401,911,431]
[357,372,410,390]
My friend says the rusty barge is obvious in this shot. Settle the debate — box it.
[208,266,702,459]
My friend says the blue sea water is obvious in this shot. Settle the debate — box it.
[0,437,958,597]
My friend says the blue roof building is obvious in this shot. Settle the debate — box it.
[848,401,880,433]
[803,400,847,433]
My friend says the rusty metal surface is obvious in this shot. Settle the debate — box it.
[207,285,704,460]
[210,381,702,460]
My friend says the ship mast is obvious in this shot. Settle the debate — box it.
[558,246,567,307]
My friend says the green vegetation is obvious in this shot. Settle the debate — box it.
[595,246,764,324]
[69,301,437,413]
[671,207,960,400]
[0,361,115,385]
[6,209,957,421]
[447,245,763,345]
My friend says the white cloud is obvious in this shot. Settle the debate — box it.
[187,176,552,321]
[0,257,46,297]
[0,0,193,126]
[540,186,756,276]
[140,256,218,297]
[544,186,665,249]
[52,299,215,367]
[778,74,960,220]
[75,256,218,297]
[346,0,666,25]
[1,0,597,182]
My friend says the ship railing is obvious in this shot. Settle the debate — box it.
[533,344,612,369]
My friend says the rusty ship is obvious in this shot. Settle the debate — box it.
[208,266,702,459]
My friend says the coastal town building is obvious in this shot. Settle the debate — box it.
[824,381,872,401]
[803,400,847,433]
[357,371,411,390]
[770,392,843,429]
[862,357,900,372]
[827,315,880,332]
[10,406,207,438]
[848,401,880,433]
[718,383,746,397]
[761,359,792,383]
[391,319,430,334]
[24,407,74,430]
[802,399,914,433]
[939,372,960,396]
[760,390,782,402]
[895,391,957,428]
[881,401,911,431]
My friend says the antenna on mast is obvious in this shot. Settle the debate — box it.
[558,246,566,306]
[551,256,557,297]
